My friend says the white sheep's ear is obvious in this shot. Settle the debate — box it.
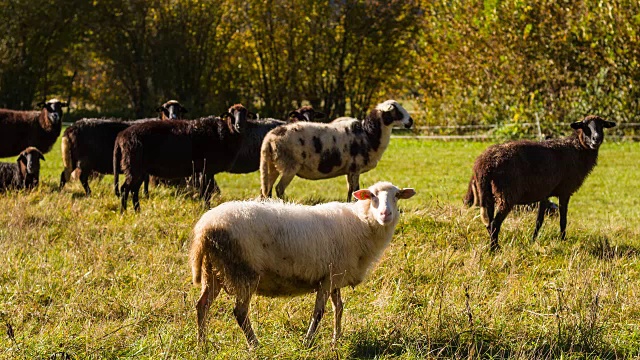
[397,188,416,199]
[353,189,373,200]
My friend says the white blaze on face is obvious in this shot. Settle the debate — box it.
[376,100,412,127]
[371,188,399,226]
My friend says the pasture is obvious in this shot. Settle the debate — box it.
[1,136,639,359]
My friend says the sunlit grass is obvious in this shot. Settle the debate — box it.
[0,137,639,359]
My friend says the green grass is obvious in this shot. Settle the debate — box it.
[1,137,639,359]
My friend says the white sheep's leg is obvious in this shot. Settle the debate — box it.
[275,167,299,199]
[233,289,259,347]
[303,289,329,347]
[330,288,343,344]
[346,173,360,202]
[196,274,221,343]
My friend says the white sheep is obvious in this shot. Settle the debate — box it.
[189,181,416,347]
[260,100,413,201]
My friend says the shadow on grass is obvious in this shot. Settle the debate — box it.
[587,236,640,260]
[348,328,622,359]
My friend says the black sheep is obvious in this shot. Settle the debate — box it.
[471,115,616,251]
[113,104,248,212]
[0,99,68,157]
[60,101,188,196]
[0,147,45,191]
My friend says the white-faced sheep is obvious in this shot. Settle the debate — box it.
[0,99,68,157]
[471,115,616,251]
[260,100,413,201]
[0,147,45,191]
[190,181,415,346]
[113,104,248,212]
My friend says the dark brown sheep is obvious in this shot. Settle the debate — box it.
[287,105,326,122]
[0,99,68,157]
[60,101,188,196]
[0,147,45,191]
[113,104,248,212]
[471,115,616,251]
[157,100,188,121]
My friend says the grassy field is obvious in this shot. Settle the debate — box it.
[1,136,639,359]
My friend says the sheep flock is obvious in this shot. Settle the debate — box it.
[0,96,619,348]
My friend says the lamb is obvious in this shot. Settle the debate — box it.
[260,100,413,201]
[470,115,616,251]
[59,100,188,196]
[113,104,248,212]
[0,99,68,157]
[189,181,415,346]
[0,147,45,191]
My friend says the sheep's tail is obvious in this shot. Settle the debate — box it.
[190,226,212,285]
[259,138,272,198]
[476,174,494,226]
[463,177,477,207]
[60,135,74,184]
[113,142,122,196]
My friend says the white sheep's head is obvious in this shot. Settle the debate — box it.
[353,182,415,226]
[376,100,413,129]
[37,99,68,124]
[157,100,188,120]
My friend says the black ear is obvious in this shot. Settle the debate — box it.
[570,121,583,130]
[17,154,26,164]
[248,112,256,119]
[156,106,165,112]
[604,121,616,128]
[315,112,326,119]
[288,111,298,118]
[60,102,69,107]
[37,102,46,108]
[219,112,232,119]
[38,151,45,161]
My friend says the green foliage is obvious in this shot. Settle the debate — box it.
[1,137,640,358]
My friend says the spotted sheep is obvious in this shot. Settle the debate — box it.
[260,100,413,201]
[0,147,45,191]
[189,181,416,347]
[59,101,188,196]
[471,115,616,251]
[0,99,68,158]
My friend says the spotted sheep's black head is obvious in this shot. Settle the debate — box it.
[376,100,413,129]
[571,115,616,150]
[37,99,68,124]
[223,104,251,134]
[17,147,45,189]
[157,100,188,120]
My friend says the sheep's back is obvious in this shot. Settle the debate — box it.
[196,200,373,293]
[474,139,595,204]
[0,110,42,157]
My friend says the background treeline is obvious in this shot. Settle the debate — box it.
[1,0,640,133]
